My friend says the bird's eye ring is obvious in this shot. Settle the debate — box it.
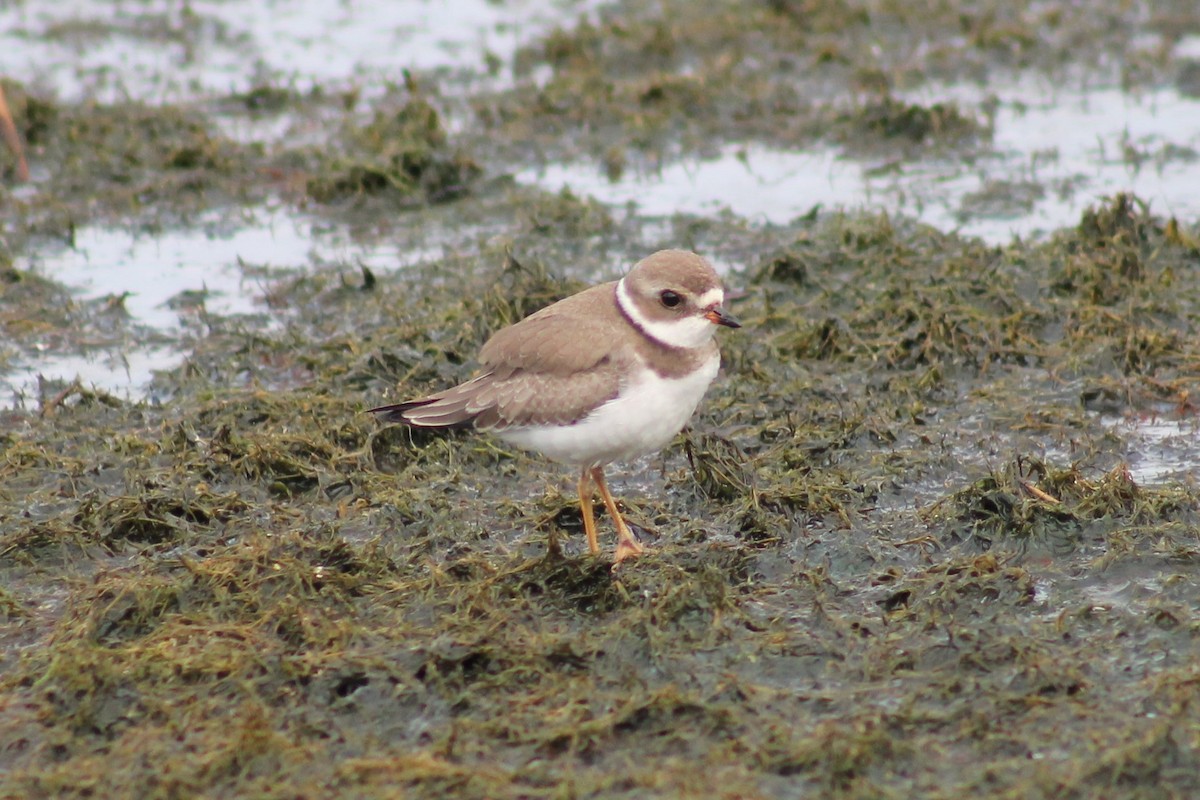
[660,290,682,308]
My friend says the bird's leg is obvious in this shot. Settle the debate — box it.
[590,466,644,564]
[0,86,30,182]
[578,468,600,556]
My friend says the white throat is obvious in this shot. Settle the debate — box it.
[616,278,720,350]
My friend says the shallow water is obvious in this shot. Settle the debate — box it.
[0,0,609,103]
[524,77,1200,243]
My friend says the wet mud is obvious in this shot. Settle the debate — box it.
[2,1,1200,798]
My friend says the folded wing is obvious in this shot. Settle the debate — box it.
[371,284,627,430]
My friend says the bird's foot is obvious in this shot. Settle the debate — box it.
[612,536,645,568]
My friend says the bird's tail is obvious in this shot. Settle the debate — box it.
[368,376,493,429]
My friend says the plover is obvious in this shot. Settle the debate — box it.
[370,249,740,564]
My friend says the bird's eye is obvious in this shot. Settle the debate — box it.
[660,290,682,308]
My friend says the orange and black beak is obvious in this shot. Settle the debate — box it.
[704,305,741,328]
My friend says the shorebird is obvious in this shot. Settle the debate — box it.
[370,250,739,564]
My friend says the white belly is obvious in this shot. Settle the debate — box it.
[497,354,720,467]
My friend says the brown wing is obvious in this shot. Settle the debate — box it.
[371,283,628,430]
[477,283,620,372]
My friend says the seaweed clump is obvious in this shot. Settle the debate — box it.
[307,88,481,204]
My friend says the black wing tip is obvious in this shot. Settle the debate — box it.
[367,399,429,424]
[367,398,477,430]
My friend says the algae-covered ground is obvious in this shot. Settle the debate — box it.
[3,1,1200,798]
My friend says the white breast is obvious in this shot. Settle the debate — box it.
[497,352,720,467]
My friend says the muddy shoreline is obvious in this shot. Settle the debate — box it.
[3,1,1200,797]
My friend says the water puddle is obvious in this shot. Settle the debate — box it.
[1,206,443,405]
[39,220,279,326]
[5,346,179,406]
[0,0,606,104]
[523,147,846,226]
[519,75,1200,244]
[1101,414,1200,486]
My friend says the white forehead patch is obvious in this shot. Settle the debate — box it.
[695,286,725,310]
[616,277,720,350]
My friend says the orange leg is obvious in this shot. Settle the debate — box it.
[590,466,644,564]
[0,86,30,182]
[577,468,600,556]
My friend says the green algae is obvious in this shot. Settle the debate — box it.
[307,93,482,204]
[5,191,1200,799]
[2,0,1200,798]
[929,456,1197,545]
[487,0,1183,166]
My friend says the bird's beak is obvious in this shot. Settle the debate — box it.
[704,306,741,328]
